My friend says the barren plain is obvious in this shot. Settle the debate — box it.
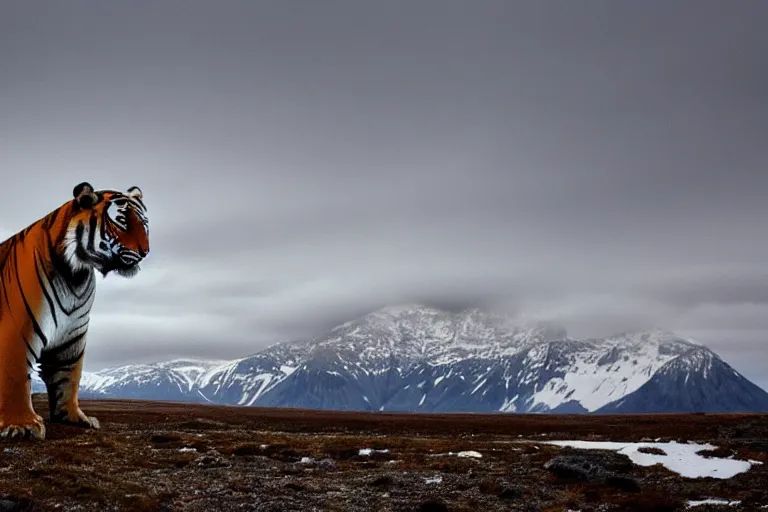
[0,395,766,511]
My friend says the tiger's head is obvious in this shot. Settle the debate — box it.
[64,181,150,278]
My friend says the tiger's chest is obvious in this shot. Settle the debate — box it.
[37,298,94,348]
[31,272,96,362]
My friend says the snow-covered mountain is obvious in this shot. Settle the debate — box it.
[32,305,768,413]
[598,346,768,413]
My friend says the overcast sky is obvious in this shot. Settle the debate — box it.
[1,1,767,388]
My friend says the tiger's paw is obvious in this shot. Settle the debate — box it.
[0,415,46,441]
[50,409,100,430]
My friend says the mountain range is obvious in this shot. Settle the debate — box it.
[32,305,768,413]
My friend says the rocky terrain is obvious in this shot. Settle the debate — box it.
[35,305,768,415]
[0,395,766,511]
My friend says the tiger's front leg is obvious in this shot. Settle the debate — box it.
[38,340,100,430]
[0,324,45,440]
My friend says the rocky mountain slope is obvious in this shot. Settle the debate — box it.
[32,305,768,413]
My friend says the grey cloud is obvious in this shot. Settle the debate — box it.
[644,271,768,309]
[1,1,767,389]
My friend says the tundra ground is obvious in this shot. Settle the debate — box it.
[0,395,766,511]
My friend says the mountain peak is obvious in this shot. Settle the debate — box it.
[371,303,437,316]
[604,328,699,347]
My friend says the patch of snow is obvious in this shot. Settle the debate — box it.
[430,451,482,458]
[359,448,390,456]
[686,499,741,507]
[499,394,518,412]
[423,475,442,484]
[543,440,757,479]
[300,457,313,464]
[471,378,487,394]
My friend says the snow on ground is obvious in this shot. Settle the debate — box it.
[429,450,483,458]
[686,499,741,507]
[542,440,757,479]
[358,448,390,456]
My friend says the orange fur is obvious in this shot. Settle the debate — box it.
[0,202,75,439]
[0,186,148,440]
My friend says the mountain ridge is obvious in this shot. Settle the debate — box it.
[32,304,768,413]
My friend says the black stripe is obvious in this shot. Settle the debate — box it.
[34,250,58,328]
[23,334,38,362]
[12,249,49,347]
[39,330,87,359]
[87,214,97,251]
[46,206,62,230]
[49,275,74,315]
[69,270,92,299]
[40,348,84,370]
[49,274,92,317]
[67,317,90,334]
[75,303,93,320]
[46,233,96,304]
[0,247,14,317]
[0,239,14,270]
[49,375,70,388]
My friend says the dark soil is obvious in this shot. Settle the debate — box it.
[0,395,765,511]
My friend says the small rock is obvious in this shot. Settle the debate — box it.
[368,475,395,488]
[544,455,608,481]
[637,446,666,456]
[196,455,231,468]
[498,484,524,500]
[544,450,640,492]
[605,474,641,492]
[0,497,28,512]
[150,433,182,444]
[418,501,449,512]
[315,458,338,471]
[478,478,523,500]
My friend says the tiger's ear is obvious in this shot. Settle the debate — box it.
[127,186,143,199]
[73,181,97,209]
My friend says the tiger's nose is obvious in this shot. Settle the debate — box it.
[138,247,147,257]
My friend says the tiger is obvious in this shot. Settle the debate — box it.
[0,182,149,440]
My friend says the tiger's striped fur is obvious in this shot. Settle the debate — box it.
[0,182,149,440]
